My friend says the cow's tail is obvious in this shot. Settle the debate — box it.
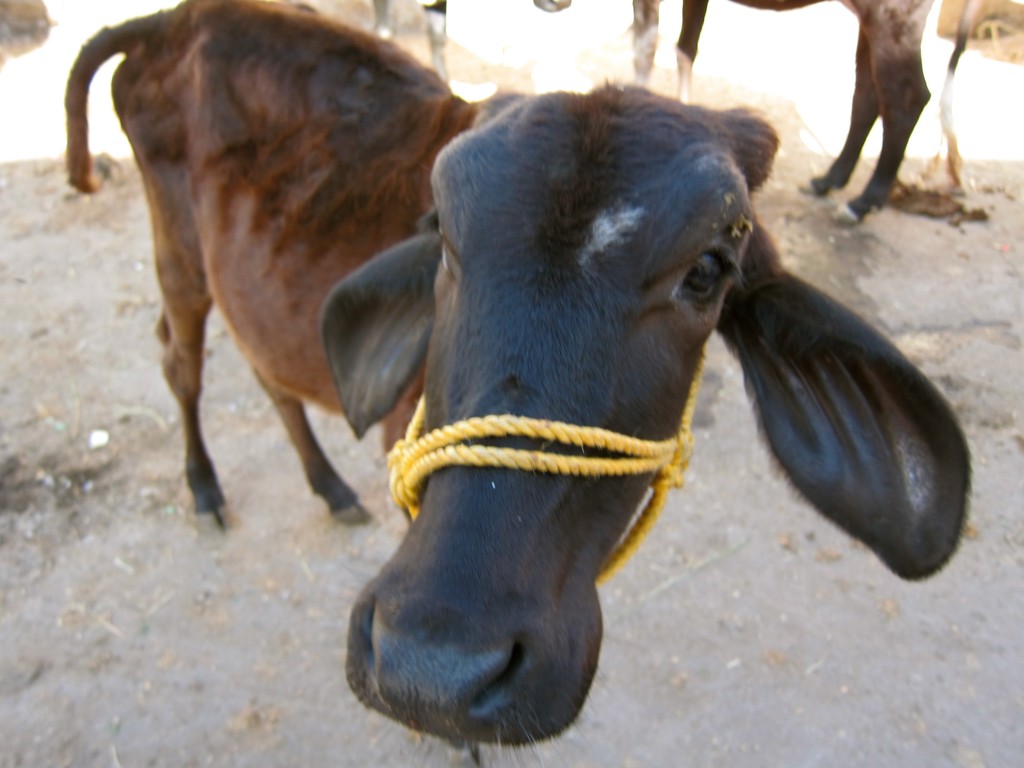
[939,0,983,189]
[65,10,169,193]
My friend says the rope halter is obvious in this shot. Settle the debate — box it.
[387,350,706,584]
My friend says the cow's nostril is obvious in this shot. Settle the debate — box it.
[360,601,374,652]
[356,600,373,648]
[491,641,526,690]
[470,641,526,718]
[346,597,376,690]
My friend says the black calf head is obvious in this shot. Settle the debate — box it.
[321,86,969,745]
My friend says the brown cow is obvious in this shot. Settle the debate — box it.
[627,0,983,220]
[65,0,477,525]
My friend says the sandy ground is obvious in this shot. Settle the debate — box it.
[1,1,1023,766]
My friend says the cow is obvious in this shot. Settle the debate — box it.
[320,83,970,744]
[64,0,478,526]
[64,0,970,752]
[626,0,984,220]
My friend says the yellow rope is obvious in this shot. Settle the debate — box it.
[387,350,706,584]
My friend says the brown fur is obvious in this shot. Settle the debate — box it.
[65,0,477,520]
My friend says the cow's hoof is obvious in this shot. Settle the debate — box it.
[807,176,834,197]
[195,503,228,530]
[834,203,864,226]
[193,486,228,528]
[331,501,371,526]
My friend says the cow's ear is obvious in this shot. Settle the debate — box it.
[718,109,779,192]
[320,231,440,439]
[716,273,970,580]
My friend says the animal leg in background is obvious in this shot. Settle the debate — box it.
[632,0,715,101]
[373,0,449,81]
[939,0,984,189]
[255,373,369,524]
[811,23,931,220]
[152,252,225,521]
[675,0,712,102]
[808,29,880,202]
[423,2,448,81]
[632,0,661,88]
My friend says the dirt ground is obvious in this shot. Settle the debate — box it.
[1,1,1022,766]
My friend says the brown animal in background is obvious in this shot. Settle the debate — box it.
[369,0,980,222]
[625,0,983,220]
[65,0,477,525]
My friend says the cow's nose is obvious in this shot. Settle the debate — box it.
[349,595,527,734]
[373,616,523,715]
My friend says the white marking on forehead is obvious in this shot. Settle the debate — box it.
[578,204,645,267]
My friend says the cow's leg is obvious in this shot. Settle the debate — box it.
[938,68,963,191]
[844,27,931,218]
[256,374,370,525]
[676,0,711,103]
[372,0,392,37]
[810,29,879,200]
[423,1,449,82]
[632,0,660,87]
[155,292,225,523]
[939,0,984,190]
[144,166,227,522]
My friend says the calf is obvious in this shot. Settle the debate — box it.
[627,0,982,220]
[321,86,970,743]
[65,0,477,524]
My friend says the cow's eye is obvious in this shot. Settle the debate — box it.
[677,252,725,300]
[439,229,458,277]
